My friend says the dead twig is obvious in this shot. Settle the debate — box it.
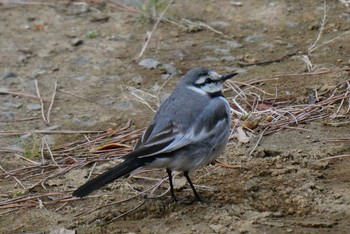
[0,130,104,136]
[237,50,299,67]
[0,117,41,123]
[0,164,26,190]
[107,200,147,223]
[319,154,350,161]
[43,136,60,168]
[34,79,48,124]
[57,88,102,106]
[138,0,174,58]
[0,89,50,102]
[46,81,57,124]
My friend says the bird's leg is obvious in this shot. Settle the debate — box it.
[183,171,202,202]
[166,168,177,202]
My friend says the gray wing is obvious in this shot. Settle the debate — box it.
[126,97,230,160]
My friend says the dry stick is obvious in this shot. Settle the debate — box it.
[43,136,60,169]
[0,117,41,123]
[129,89,156,112]
[0,90,51,102]
[0,208,22,216]
[345,80,350,114]
[0,192,67,206]
[0,164,26,190]
[47,81,57,124]
[0,130,104,136]
[251,69,334,83]
[57,88,102,106]
[27,166,75,191]
[308,0,327,54]
[74,174,166,217]
[229,80,275,96]
[54,202,69,212]
[198,22,233,40]
[310,30,350,55]
[249,127,269,156]
[40,137,46,164]
[107,200,146,224]
[138,0,174,58]
[321,138,350,142]
[34,79,48,124]
[148,177,170,198]
[14,154,40,166]
[86,162,97,181]
[319,154,350,161]
[106,0,141,13]
[237,50,299,67]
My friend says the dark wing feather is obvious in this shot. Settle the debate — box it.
[127,98,230,161]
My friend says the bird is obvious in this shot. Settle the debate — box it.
[72,67,238,202]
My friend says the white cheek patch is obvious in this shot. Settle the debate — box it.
[195,76,208,85]
[187,85,207,95]
[201,83,223,93]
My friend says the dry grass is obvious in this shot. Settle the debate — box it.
[1,69,348,218]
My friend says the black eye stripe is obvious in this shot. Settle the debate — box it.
[195,78,216,87]
[205,78,212,83]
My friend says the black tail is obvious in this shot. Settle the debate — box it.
[72,158,144,197]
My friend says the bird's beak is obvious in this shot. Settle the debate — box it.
[220,72,238,82]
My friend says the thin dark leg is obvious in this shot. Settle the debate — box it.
[166,168,177,202]
[184,171,202,202]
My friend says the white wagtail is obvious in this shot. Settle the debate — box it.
[73,67,238,201]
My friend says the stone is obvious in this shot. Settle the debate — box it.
[245,35,264,42]
[71,38,83,47]
[0,70,16,80]
[138,59,161,69]
[26,103,41,111]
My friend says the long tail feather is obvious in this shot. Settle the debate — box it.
[73,158,143,197]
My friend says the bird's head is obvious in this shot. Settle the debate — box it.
[182,67,238,95]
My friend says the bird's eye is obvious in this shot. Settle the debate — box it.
[205,78,212,84]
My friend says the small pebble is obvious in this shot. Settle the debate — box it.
[110,34,130,41]
[162,64,177,75]
[69,2,89,15]
[261,42,275,48]
[132,75,143,83]
[225,40,243,48]
[174,50,187,59]
[113,101,133,110]
[90,14,110,23]
[203,56,219,62]
[214,48,230,55]
[245,34,264,42]
[71,38,83,47]
[73,116,95,126]
[221,56,236,62]
[98,98,114,105]
[75,57,89,65]
[106,75,121,81]
[208,21,230,29]
[0,70,16,80]
[138,59,161,69]
[161,74,171,80]
[3,101,23,109]
[74,76,86,82]
[43,135,55,145]
[32,68,46,78]
[26,103,41,111]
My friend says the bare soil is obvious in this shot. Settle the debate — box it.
[1,1,350,233]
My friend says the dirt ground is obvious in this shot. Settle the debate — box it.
[1,0,350,233]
